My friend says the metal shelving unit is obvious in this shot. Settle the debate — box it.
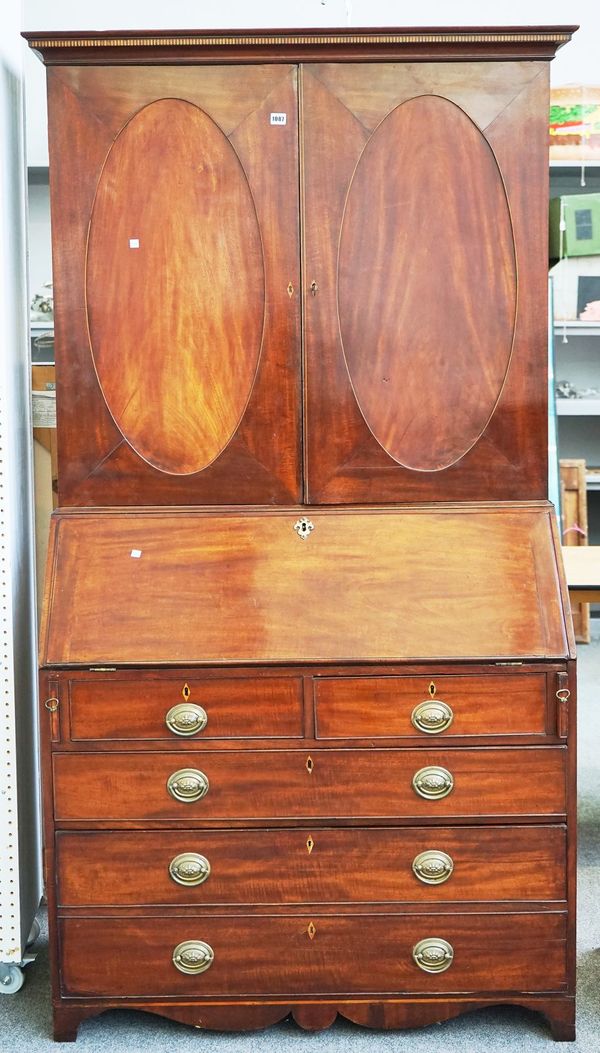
[0,26,43,995]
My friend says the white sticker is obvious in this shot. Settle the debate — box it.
[270,112,287,126]
[129,238,140,249]
[130,549,142,558]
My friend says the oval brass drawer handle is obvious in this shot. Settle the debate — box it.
[412,765,454,800]
[167,768,209,803]
[172,939,214,975]
[411,699,453,734]
[169,852,211,887]
[412,850,454,885]
[413,937,454,973]
[165,702,208,736]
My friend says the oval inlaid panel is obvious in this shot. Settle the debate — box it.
[338,95,517,471]
[86,99,265,474]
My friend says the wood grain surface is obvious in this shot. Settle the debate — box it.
[338,95,516,472]
[314,672,548,738]
[58,911,567,997]
[55,824,566,906]
[68,676,303,741]
[40,506,570,666]
[303,62,550,502]
[47,63,301,503]
[86,98,265,476]
[52,747,566,822]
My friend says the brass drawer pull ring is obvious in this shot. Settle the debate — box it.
[169,852,211,887]
[412,766,454,800]
[167,768,209,803]
[413,937,454,973]
[165,702,208,736]
[412,850,454,885]
[172,940,214,975]
[411,699,453,734]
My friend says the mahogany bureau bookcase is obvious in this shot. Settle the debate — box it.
[26,26,577,1043]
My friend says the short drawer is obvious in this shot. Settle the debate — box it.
[314,673,548,739]
[52,747,566,822]
[67,676,303,741]
[55,825,566,907]
[59,911,567,997]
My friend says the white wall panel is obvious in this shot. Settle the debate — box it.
[0,1,41,981]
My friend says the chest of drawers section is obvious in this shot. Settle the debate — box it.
[40,662,574,1040]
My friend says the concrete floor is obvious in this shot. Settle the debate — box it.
[3,635,600,1051]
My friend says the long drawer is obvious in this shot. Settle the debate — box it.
[59,912,568,997]
[314,673,549,739]
[55,825,566,906]
[66,676,303,741]
[52,748,566,821]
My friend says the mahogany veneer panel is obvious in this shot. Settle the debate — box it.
[315,673,548,739]
[40,505,571,666]
[86,98,265,477]
[68,676,303,741]
[45,63,301,505]
[55,825,566,906]
[303,62,549,502]
[52,747,566,822]
[59,912,567,998]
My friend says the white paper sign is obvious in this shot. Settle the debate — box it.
[32,390,56,428]
[270,113,287,125]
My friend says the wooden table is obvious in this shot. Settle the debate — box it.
[562,546,600,603]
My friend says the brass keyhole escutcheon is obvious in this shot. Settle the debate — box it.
[307,922,316,940]
[287,281,294,297]
[306,755,314,775]
[182,683,191,701]
[428,681,436,697]
[306,836,315,855]
[310,280,318,296]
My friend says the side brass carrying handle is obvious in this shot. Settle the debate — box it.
[165,703,208,737]
[412,850,454,885]
[169,852,211,887]
[172,939,214,975]
[167,768,209,803]
[413,937,454,973]
[412,766,454,800]
[411,700,453,734]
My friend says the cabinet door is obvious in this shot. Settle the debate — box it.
[302,62,549,503]
[48,66,301,504]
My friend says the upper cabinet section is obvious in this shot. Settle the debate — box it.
[302,60,552,503]
[27,28,575,506]
[45,63,301,505]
